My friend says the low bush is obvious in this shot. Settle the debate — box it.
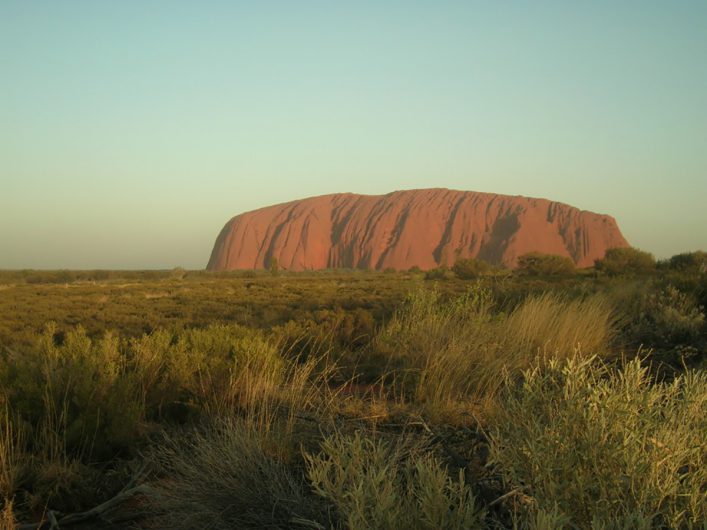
[516,253,575,276]
[490,356,707,529]
[0,321,336,518]
[424,267,454,281]
[305,431,485,530]
[638,286,705,345]
[613,283,705,356]
[1,324,143,460]
[596,247,656,275]
[452,259,492,280]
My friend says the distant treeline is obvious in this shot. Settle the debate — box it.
[2,248,704,285]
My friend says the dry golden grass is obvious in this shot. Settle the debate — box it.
[503,291,616,358]
[0,404,21,530]
[370,288,618,422]
[0,499,16,530]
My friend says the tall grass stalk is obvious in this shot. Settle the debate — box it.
[202,338,337,444]
[0,498,16,530]
[0,405,23,504]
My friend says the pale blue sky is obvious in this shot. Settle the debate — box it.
[1,1,705,269]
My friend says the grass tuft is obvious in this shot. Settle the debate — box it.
[146,419,329,530]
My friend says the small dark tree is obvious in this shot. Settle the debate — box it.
[452,258,492,279]
[516,253,576,276]
[667,251,707,274]
[595,247,655,275]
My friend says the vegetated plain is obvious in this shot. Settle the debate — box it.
[0,250,705,529]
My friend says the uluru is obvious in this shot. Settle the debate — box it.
[206,189,629,271]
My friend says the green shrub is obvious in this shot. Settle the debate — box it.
[305,431,485,530]
[516,253,575,276]
[595,247,656,275]
[640,286,705,345]
[452,258,492,280]
[613,283,705,353]
[0,325,143,460]
[490,356,707,529]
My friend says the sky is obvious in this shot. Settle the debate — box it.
[1,1,706,269]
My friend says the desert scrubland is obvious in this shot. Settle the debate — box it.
[0,251,705,529]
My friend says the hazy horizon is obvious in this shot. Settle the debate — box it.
[2,1,706,269]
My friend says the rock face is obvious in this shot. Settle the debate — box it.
[207,189,629,271]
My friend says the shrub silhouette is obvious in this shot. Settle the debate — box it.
[667,251,707,274]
